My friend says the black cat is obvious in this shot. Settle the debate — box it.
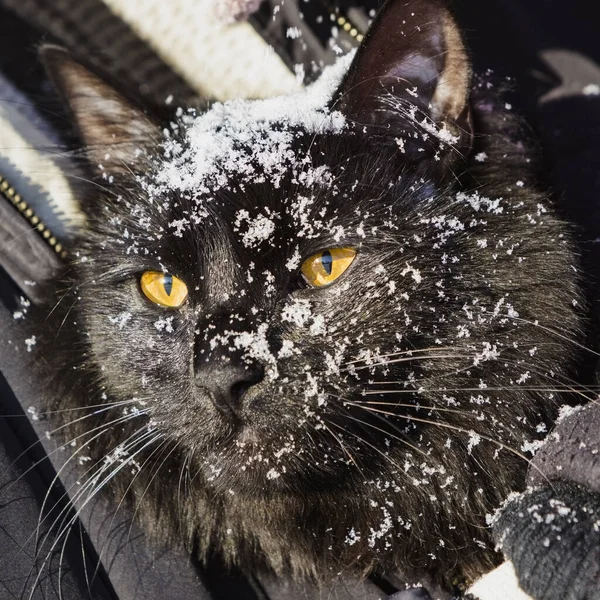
[36,0,583,593]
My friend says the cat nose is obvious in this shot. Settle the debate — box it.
[195,361,264,417]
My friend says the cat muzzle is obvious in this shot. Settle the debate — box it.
[195,359,265,420]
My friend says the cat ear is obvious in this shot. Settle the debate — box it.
[334,0,472,149]
[40,45,160,174]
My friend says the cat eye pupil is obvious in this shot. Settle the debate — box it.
[321,250,333,275]
[300,247,357,288]
[140,271,188,308]
[163,274,173,296]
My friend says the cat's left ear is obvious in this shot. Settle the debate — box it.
[334,0,472,150]
[41,45,160,174]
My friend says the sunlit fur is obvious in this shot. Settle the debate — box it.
[34,23,584,599]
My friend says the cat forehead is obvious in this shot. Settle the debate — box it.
[145,53,355,201]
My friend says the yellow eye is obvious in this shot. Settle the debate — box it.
[140,271,188,308]
[300,248,356,287]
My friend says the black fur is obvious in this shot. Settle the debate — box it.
[33,0,584,593]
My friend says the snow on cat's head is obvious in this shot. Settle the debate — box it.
[148,52,354,201]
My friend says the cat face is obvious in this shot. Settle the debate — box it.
[70,114,461,492]
[41,0,581,583]
[49,70,576,494]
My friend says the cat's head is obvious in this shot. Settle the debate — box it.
[42,0,579,502]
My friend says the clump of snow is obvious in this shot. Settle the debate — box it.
[266,468,281,480]
[147,51,355,204]
[277,339,297,359]
[109,312,132,330]
[466,431,481,454]
[457,191,504,214]
[344,527,361,545]
[472,342,499,366]
[400,263,422,284]
[234,209,277,248]
[419,120,460,145]
[154,316,175,333]
[210,323,280,380]
[555,403,584,423]
[280,298,313,328]
[521,439,545,455]
[285,246,302,271]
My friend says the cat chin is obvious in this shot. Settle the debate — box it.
[197,438,359,497]
[204,468,353,498]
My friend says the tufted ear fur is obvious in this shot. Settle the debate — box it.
[40,45,160,174]
[334,0,472,150]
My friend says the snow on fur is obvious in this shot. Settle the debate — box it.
[147,51,354,200]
